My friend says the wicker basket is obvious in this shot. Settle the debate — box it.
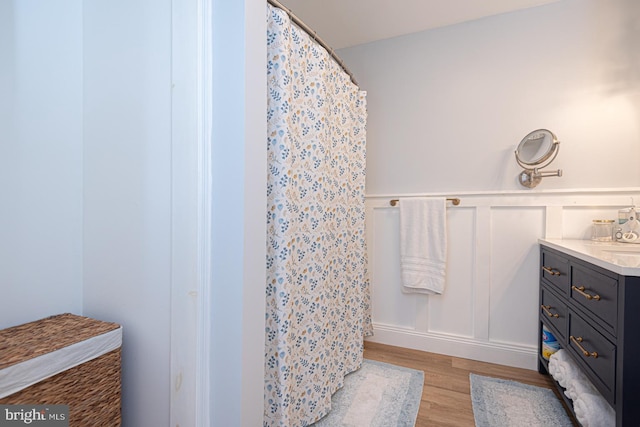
[0,313,122,426]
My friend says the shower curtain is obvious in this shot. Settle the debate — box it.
[265,5,372,427]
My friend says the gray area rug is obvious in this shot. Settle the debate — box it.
[470,373,573,427]
[312,359,424,427]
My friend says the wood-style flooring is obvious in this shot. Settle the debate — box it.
[363,341,577,427]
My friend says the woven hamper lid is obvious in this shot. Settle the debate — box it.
[0,313,121,370]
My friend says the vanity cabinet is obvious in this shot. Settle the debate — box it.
[538,244,640,427]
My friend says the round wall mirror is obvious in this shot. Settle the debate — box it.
[514,129,562,188]
[515,130,557,167]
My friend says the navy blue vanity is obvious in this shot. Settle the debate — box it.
[538,239,640,427]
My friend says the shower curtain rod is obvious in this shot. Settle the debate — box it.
[267,0,359,87]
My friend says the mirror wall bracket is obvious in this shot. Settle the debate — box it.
[514,129,562,188]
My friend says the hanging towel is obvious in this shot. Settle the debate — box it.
[399,197,447,294]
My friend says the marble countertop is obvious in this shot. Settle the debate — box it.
[539,238,640,277]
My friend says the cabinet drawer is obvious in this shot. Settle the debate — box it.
[541,249,569,295]
[571,264,618,335]
[568,311,616,403]
[540,286,567,341]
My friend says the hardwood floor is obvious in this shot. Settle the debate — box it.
[363,341,576,427]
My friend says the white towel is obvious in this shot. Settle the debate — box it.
[399,197,447,294]
[574,390,615,427]
[548,349,582,390]
[548,350,615,427]
[547,353,559,378]
[565,370,597,401]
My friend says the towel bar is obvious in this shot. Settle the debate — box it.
[389,198,460,207]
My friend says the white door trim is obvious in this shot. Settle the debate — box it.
[169,0,213,425]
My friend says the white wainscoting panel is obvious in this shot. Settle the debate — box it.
[365,188,640,370]
[562,206,622,240]
[426,206,475,338]
[369,208,417,328]
[489,207,544,347]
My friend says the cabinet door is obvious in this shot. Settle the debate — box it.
[541,249,569,295]
[540,285,567,341]
[568,311,616,404]
[571,264,618,336]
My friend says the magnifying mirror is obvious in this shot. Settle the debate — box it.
[515,129,562,188]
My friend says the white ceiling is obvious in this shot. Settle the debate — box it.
[277,0,563,49]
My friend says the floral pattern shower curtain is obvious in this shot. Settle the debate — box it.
[265,5,372,427]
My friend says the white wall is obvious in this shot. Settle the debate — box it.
[338,0,640,369]
[339,0,640,194]
[82,1,173,426]
[2,1,267,425]
[0,0,83,329]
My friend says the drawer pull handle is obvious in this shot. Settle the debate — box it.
[541,305,559,318]
[570,335,599,358]
[542,266,561,276]
[572,285,601,301]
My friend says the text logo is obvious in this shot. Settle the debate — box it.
[0,405,68,427]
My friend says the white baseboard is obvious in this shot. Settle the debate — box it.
[366,323,538,370]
